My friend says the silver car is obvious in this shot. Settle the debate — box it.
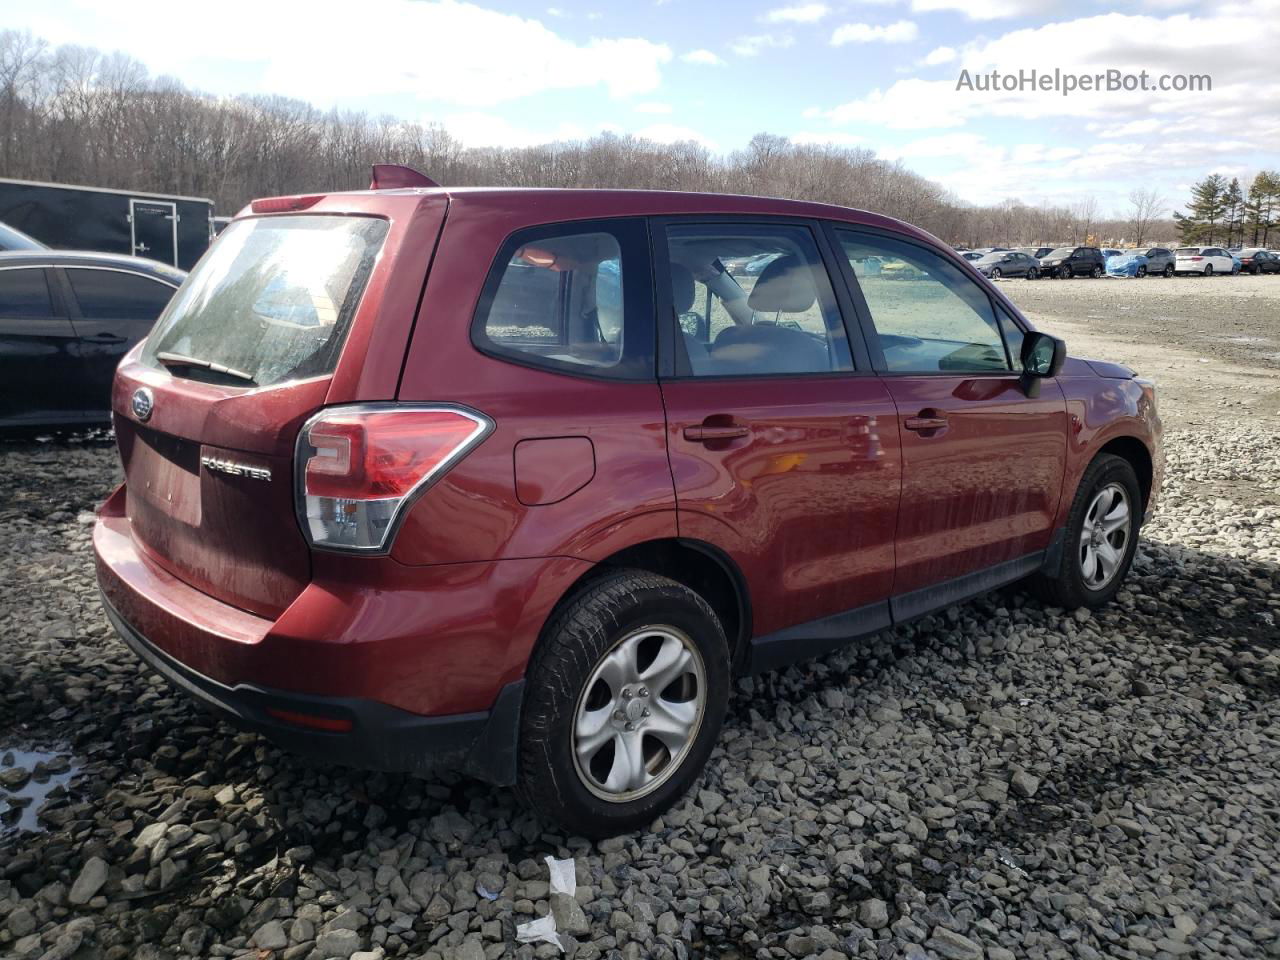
[972,250,1041,279]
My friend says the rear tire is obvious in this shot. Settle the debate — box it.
[1204,265,1214,276]
[1091,265,1104,278]
[1136,265,1147,278]
[517,569,730,837]
[1027,267,1039,280]
[1030,454,1141,611]
[1163,264,1174,278]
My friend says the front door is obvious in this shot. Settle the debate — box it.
[0,265,86,425]
[656,219,901,657]
[129,199,177,265]
[830,226,1067,610]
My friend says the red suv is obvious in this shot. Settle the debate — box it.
[95,169,1162,836]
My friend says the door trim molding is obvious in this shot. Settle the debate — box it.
[743,529,1063,675]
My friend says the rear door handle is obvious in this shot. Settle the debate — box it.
[684,424,750,442]
[85,333,127,344]
[904,414,948,432]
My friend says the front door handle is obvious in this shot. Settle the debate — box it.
[904,413,948,432]
[684,424,750,442]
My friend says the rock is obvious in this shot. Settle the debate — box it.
[551,893,591,936]
[927,926,985,959]
[860,898,890,929]
[7,906,36,937]
[1010,770,1041,799]
[253,920,289,950]
[316,927,362,958]
[68,856,108,905]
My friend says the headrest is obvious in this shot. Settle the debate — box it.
[669,263,695,314]
[747,255,816,313]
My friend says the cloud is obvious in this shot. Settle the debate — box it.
[681,48,726,66]
[830,20,919,45]
[22,0,672,108]
[730,34,795,56]
[921,45,956,65]
[634,101,674,114]
[763,3,830,23]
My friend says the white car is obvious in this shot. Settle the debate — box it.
[1173,246,1237,276]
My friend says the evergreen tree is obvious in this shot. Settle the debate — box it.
[1243,171,1280,247]
[1174,173,1227,245]
[1222,177,1243,248]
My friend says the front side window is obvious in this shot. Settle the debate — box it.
[473,219,651,379]
[665,222,853,377]
[66,269,176,321]
[0,268,54,319]
[837,229,1012,374]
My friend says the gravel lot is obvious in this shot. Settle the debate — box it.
[2,278,1279,960]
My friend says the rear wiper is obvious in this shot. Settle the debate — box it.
[155,351,257,385]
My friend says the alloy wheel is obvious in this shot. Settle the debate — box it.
[573,625,706,803]
[1079,482,1131,590]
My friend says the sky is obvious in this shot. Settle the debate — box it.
[6,0,1278,214]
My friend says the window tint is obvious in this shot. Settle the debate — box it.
[0,268,54,319]
[66,269,175,321]
[665,222,852,377]
[474,219,651,379]
[837,230,1011,374]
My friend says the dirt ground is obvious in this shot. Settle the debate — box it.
[998,273,1280,431]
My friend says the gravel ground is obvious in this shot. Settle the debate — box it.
[2,282,1279,960]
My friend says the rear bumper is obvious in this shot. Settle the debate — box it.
[101,590,524,784]
[93,484,593,785]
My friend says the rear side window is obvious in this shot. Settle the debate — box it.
[0,268,53,318]
[66,269,175,320]
[142,215,387,387]
[473,218,653,379]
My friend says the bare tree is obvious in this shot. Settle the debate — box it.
[1127,188,1167,246]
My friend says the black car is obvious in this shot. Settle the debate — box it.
[0,251,185,431]
[1038,246,1106,279]
[1234,248,1280,274]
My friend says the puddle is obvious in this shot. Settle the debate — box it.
[1,744,79,835]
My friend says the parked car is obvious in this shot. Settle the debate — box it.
[1132,247,1175,277]
[1174,246,1237,276]
[1039,246,1107,278]
[0,219,46,251]
[973,250,1040,279]
[94,170,1163,837]
[1105,250,1149,278]
[1235,249,1280,274]
[0,251,184,431]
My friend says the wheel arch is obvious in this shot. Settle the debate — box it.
[1098,435,1153,510]
[541,538,752,671]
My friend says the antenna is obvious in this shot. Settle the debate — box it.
[369,164,441,190]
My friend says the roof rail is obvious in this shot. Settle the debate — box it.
[369,164,440,190]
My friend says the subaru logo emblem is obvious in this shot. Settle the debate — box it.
[131,387,154,422]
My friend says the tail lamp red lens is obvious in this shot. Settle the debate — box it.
[265,707,354,732]
[296,405,492,552]
[251,194,323,213]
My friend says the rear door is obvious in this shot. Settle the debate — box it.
[130,199,178,266]
[655,218,901,647]
[0,265,85,425]
[59,266,178,413]
[829,225,1067,611]
[111,195,445,618]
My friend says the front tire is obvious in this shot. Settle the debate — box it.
[1031,454,1141,610]
[517,570,730,837]
[989,267,1002,279]
[1058,265,1071,279]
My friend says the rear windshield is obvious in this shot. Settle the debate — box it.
[1174,248,1199,256]
[142,214,388,387]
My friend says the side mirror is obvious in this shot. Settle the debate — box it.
[1019,332,1066,397]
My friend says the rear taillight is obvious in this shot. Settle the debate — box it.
[295,404,492,553]
[1190,256,1203,261]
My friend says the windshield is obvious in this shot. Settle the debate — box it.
[1045,248,1073,259]
[0,221,46,251]
[142,215,388,387]
[977,252,1006,262]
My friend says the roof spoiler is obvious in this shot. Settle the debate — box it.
[369,164,440,190]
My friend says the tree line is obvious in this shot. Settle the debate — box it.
[0,28,1202,250]
[1174,172,1279,248]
